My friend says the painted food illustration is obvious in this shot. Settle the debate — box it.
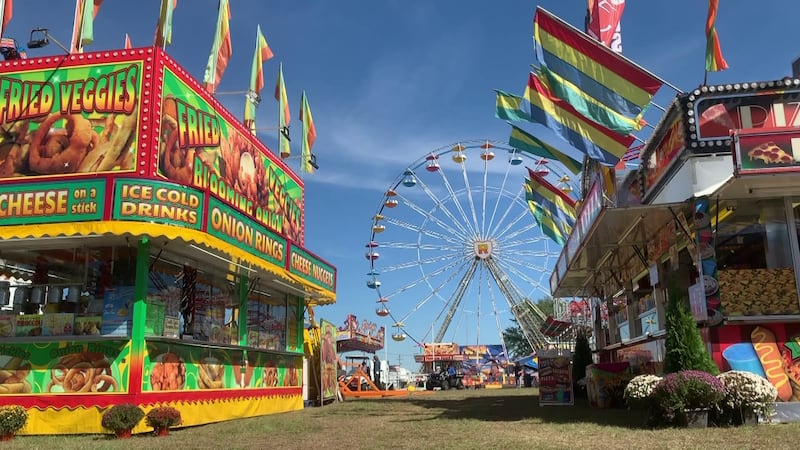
[197,357,224,389]
[0,357,32,394]
[748,141,794,165]
[48,352,117,392]
[0,110,137,177]
[150,352,186,391]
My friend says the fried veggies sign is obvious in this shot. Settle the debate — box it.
[0,62,141,178]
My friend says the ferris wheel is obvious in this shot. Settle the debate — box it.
[365,139,579,354]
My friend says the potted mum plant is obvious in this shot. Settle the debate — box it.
[648,370,726,428]
[717,370,777,426]
[101,403,144,438]
[0,405,28,440]
[623,374,662,410]
[145,406,182,436]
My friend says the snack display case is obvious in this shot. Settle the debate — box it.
[0,47,336,435]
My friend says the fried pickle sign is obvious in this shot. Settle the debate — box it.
[158,69,304,244]
[0,62,141,179]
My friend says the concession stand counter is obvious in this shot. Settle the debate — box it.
[551,78,800,410]
[0,47,337,434]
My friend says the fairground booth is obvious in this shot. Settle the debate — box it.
[0,47,336,434]
[551,77,800,413]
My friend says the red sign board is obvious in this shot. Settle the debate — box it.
[733,127,800,174]
[644,118,685,196]
[695,88,800,142]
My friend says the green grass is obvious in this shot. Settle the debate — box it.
[7,388,797,449]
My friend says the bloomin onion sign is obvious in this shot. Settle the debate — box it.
[157,68,304,244]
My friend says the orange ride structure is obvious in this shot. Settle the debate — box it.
[335,314,408,399]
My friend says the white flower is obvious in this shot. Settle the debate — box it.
[718,370,777,417]
[623,374,662,401]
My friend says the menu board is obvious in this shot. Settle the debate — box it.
[538,350,574,406]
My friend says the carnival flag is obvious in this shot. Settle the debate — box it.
[244,25,274,135]
[539,65,643,135]
[525,72,634,166]
[154,0,178,48]
[275,63,291,158]
[705,0,728,72]
[70,0,103,53]
[585,0,625,52]
[124,33,131,49]
[495,89,531,123]
[0,0,12,38]
[525,177,573,246]
[508,124,583,175]
[534,7,661,120]
[203,0,232,93]
[299,91,317,174]
[526,167,577,233]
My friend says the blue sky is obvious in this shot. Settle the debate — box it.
[4,1,799,368]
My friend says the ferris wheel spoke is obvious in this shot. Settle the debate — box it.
[495,257,551,294]
[393,258,473,326]
[435,162,479,238]
[487,183,527,240]
[487,275,510,359]
[492,207,536,244]
[495,221,540,245]
[411,176,474,238]
[384,216,464,247]
[485,157,514,241]
[496,252,553,276]
[458,156,482,238]
[396,192,471,241]
[381,250,464,275]
[382,241,462,252]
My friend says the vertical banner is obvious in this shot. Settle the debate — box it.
[538,350,574,406]
[693,197,721,324]
[319,319,338,402]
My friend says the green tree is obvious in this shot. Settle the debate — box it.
[503,319,532,358]
[572,331,592,398]
[663,283,719,374]
[503,297,557,358]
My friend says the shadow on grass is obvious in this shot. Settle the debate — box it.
[402,389,647,429]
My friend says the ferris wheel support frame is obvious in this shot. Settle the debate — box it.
[433,258,479,343]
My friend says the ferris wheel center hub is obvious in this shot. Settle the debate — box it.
[473,240,495,259]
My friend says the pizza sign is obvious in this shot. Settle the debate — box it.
[733,127,800,174]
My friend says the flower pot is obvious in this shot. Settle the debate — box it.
[684,408,709,428]
[115,428,133,439]
[0,433,14,441]
[155,427,170,436]
[740,410,759,426]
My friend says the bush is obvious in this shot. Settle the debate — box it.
[663,284,719,375]
[0,405,28,435]
[717,371,777,425]
[101,403,144,432]
[145,406,182,429]
[623,374,661,409]
[648,370,726,427]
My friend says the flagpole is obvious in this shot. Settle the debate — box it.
[537,7,683,95]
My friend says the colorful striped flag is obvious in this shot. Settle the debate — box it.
[705,0,728,72]
[526,167,577,233]
[203,0,232,94]
[614,144,643,170]
[0,0,12,38]
[124,33,131,49]
[70,0,103,53]
[299,91,317,174]
[154,0,178,48]
[534,7,661,120]
[539,65,643,135]
[524,175,575,246]
[525,72,634,166]
[508,124,582,175]
[275,63,291,158]
[495,89,532,123]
